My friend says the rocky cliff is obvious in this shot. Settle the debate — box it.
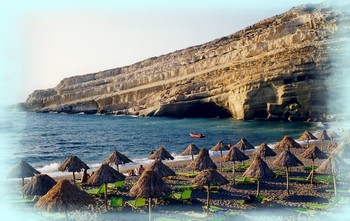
[25,4,340,121]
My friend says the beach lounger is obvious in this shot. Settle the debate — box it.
[110,196,123,210]
[289,177,308,183]
[126,197,146,209]
[203,185,219,192]
[233,177,257,184]
[171,184,198,191]
[273,170,285,177]
[175,172,199,178]
[292,208,317,218]
[85,184,106,196]
[172,189,192,202]
[113,180,125,190]
[315,175,333,184]
[202,205,226,213]
[154,217,182,221]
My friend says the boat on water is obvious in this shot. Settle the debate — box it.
[189,133,206,138]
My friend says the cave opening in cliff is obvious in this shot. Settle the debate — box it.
[155,101,232,118]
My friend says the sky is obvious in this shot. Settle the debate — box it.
[0,0,327,104]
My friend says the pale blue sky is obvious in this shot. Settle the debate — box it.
[1,0,326,103]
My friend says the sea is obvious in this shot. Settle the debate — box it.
[1,112,322,178]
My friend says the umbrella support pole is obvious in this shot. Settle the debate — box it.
[73,172,76,186]
[117,164,119,172]
[220,151,222,173]
[22,177,24,198]
[333,174,337,196]
[311,160,314,184]
[232,162,235,186]
[286,167,289,195]
[256,179,260,197]
[104,183,108,210]
[149,198,152,221]
[206,185,210,214]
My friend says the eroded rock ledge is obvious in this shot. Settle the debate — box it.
[25,4,341,121]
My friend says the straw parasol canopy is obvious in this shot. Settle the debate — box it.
[243,156,274,196]
[317,130,331,141]
[130,170,171,221]
[211,141,229,151]
[255,143,276,158]
[104,150,133,171]
[273,150,303,195]
[145,159,175,178]
[233,138,255,151]
[222,146,249,185]
[191,169,228,213]
[58,156,89,185]
[188,148,217,172]
[181,144,200,160]
[331,142,350,159]
[23,174,57,196]
[148,146,174,160]
[274,135,302,150]
[211,141,229,173]
[87,163,126,210]
[298,131,317,141]
[7,160,41,186]
[315,155,345,195]
[36,179,95,214]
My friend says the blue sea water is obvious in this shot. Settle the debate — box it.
[2,112,319,175]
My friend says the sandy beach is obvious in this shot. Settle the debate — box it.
[15,139,347,221]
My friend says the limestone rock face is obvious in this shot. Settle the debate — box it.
[25,4,340,120]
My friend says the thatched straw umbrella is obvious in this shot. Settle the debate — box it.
[104,150,133,172]
[243,156,274,197]
[273,150,303,195]
[300,146,327,184]
[274,135,302,150]
[130,170,171,221]
[211,141,229,173]
[58,156,89,185]
[331,142,350,159]
[148,146,174,160]
[188,148,217,173]
[36,179,95,220]
[145,159,175,178]
[233,138,255,151]
[87,163,125,210]
[222,147,249,185]
[181,144,200,160]
[316,155,344,195]
[7,160,40,187]
[191,169,228,213]
[298,131,317,147]
[23,174,56,197]
[255,143,276,159]
[317,130,331,150]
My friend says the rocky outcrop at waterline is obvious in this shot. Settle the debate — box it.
[25,4,341,121]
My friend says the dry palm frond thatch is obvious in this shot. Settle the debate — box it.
[273,150,303,195]
[222,146,249,185]
[255,143,276,158]
[148,146,174,160]
[298,131,317,141]
[145,159,175,178]
[181,144,200,160]
[58,156,89,185]
[104,150,133,171]
[7,160,41,186]
[87,163,125,185]
[243,156,274,196]
[130,170,171,221]
[23,174,57,196]
[211,141,229,151]
[191,169,228,213]
[35,179,95,212]
[274,135,302,150]
[317,130,331,141]
[87,163,125,210]
[233,138,255,151]
[188,148,217,171]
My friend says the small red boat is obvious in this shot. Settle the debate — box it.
[190,133,206,138]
